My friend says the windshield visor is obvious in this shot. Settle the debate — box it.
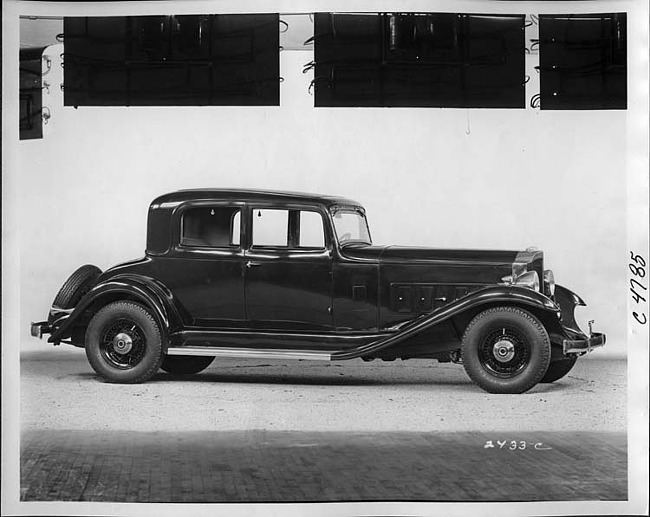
[331,208,371,245]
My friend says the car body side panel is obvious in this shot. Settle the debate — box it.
[44,264,583,362]
[332,261,379,331]
[378,253,517,330]
[98,256,244,327]
[147,252,246,327]
[244,248,334,331]
[332,284,561,360]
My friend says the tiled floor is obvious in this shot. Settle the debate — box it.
[20,430,627,502]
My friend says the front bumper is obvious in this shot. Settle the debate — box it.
[30,321,51,339]
[563,332,606,355]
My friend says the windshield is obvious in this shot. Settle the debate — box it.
[331,208,372,245]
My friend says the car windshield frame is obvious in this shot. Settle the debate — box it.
[330,206,372,246]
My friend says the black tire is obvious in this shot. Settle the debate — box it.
[461,306,551,394]
[160,355,214,375]
[540,356,578,383]
[85,301,163,383]
[48,264,102,324]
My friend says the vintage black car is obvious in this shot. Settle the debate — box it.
[31,189,605,393]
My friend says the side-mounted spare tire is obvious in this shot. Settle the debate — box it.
[48,264,102,324]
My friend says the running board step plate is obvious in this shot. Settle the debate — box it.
[166,346,332,361]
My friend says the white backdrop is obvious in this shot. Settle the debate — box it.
[9,0,647,360]
[18,43,628,355]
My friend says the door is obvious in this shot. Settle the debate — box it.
[155,203,246,327]
[245,207,333,331]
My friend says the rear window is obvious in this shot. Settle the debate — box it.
[181,206,241,248]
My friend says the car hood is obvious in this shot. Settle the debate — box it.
[341,245,524,266]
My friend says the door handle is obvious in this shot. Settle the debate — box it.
[245,261,262,268]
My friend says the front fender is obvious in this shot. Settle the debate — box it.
[553,284,585,333]
[49,274,186,348]
[332,285,560,360]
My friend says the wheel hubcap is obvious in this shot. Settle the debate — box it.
[112,332,133,354]
[493,339,515,363]
[478,327,531,378]
[99,319,146,370]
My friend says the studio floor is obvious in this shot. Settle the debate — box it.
[21,429,626,502]
[19,349,627,502]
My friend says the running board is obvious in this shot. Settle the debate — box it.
[166,346,332,361]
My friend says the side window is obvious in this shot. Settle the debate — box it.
[298,211,325,248]
[252,209,289,247]
[231,211,241,245]
[181,206,241,248]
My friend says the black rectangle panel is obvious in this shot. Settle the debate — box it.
[63,14,280,106]
[314,12,525,108]
[20,48,45,140]
[539,13,626,110]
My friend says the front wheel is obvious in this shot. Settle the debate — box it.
[85,301,163,383]
[461,306,551,394]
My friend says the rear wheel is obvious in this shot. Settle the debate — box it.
[161,355,214,375]
[48,265,102,324]
[461,306,551,394]
[85,301,163,383]
[540,356,578,383]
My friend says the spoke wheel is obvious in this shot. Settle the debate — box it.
[461,306,551,394]
[99,319,147,370]
[85,301,163,383]
[478,327,531,379]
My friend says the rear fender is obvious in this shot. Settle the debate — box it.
[333,285,561,360]
[49,274,185,351]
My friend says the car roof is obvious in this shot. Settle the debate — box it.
[151,188,364,209]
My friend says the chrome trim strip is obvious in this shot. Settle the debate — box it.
[166,346,332,361]
[177,328,385,340]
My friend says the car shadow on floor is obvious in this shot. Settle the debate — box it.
[70,369,569,392]
[72,370,469,387]
[157,371,473,387]
[171,372,569,393]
